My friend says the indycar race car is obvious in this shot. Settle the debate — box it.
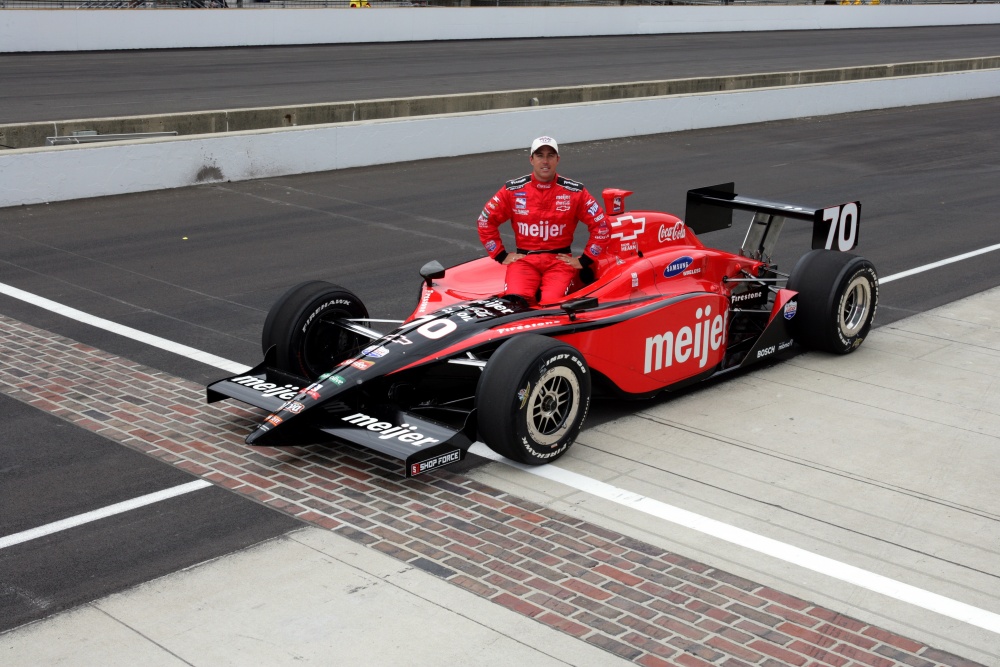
[207,183,878,477]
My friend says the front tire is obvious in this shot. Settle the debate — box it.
[476,335,591,465]
[787,250,878,354]
[262,281,369,380]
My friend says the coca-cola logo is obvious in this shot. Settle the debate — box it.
[658,222,686,243]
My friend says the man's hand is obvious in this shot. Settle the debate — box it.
[502,253,525,265]
[558,254,583,269]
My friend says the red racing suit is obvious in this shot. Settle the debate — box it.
[477,173,610,304]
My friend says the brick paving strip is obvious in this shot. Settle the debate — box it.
[0,313,985,667]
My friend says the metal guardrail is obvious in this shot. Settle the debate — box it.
[45,131,179,145]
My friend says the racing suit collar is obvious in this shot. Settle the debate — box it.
[531,173,558,188]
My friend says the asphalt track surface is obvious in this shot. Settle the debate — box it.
[0,394,301,630]
[1,24,999,123]
[3,94,1000,642]
[1,31,999,663]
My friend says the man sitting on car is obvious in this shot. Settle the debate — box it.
[477,136,610,305]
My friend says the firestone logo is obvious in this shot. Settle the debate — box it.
[644,305,726,373]
[495,320,559,334]
[731,289,765,305]
[417,287,434,314]
[302,299,353,334]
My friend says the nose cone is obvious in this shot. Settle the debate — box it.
[245,412,288,446]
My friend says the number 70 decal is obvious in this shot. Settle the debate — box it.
[817,201,861,251]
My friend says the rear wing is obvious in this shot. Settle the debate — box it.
[685,182,861,259]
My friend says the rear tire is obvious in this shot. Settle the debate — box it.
[476,335,590,465]
[787,250,878,354]
[262,281,369,380]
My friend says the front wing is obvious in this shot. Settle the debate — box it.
[207,351,475,477]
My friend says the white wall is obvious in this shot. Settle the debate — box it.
[3,69,998,208]
[3,5,997,208]
[3,5,1000,53]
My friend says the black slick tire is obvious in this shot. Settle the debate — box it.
[476,334,591,465]
[787,250,878,354]
[262,281,369,380]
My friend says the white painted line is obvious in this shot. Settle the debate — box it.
[0,282,251,376]
[468,443,1000,635]
[878,242,1000,285]
[4,240,998,373]
[0,480,213,550]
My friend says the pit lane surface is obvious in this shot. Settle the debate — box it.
[2,25,1000,124]
[0,393,301,630]
[1,97,999,663]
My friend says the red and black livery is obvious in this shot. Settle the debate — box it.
[207,183,878,476]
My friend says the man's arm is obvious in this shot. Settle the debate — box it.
[577,188,611,266]
[478,188,514,263]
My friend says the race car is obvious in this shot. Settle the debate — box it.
[207,183,877,477]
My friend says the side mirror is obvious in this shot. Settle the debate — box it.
[420,260,446,287]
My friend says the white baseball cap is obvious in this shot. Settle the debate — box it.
[530,136,559,155]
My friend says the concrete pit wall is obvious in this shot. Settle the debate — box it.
[3,5,1000,53]
[3,66,1000,208]
[1,5,998,208]
[4,57,999,151]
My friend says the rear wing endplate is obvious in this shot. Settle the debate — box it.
[685,182,861,254]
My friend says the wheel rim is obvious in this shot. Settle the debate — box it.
[839,276,871,338]
[302,312,359,378]
[526,366,580,447]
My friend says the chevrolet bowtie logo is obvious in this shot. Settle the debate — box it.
[609,215,646,242]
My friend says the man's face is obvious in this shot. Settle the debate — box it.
[530,147,559,182]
